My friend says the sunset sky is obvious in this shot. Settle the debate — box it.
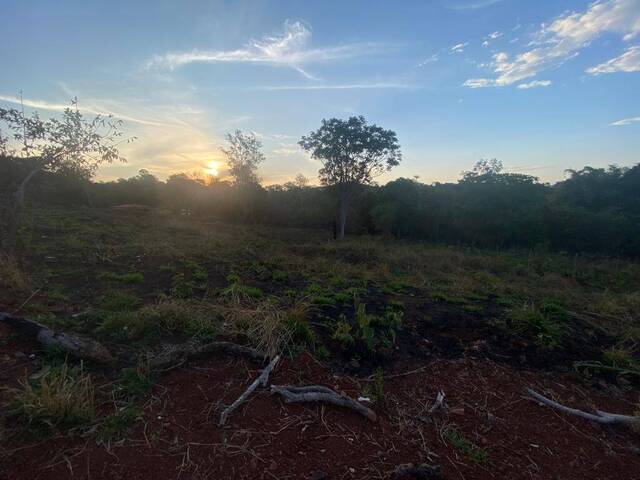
[1,0,639,185]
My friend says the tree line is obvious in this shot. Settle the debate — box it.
[1,103,639,256]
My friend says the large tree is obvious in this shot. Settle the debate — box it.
[299,116,401,239]
[0,99,130,252]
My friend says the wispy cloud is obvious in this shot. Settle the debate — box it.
[0,94,168,126]
[146,20,396,79]
[517,79,552,89]
[416,54,439,67]
[610,116,640,126]
[450,42,469,53]
[464,0,640,88]
[448,0,504,11]
[587,45,640,74]
[250,83,417,91]
[482,30,502,47]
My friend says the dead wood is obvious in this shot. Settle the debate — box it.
[392,463,442,479]
[526,388,640,426]
[428,390,446,413]
[0,312,114,364]
[270,384,377,422]
[219,355,280,426]
[150,341,267,370]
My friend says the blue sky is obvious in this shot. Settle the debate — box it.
[1,0,639,184]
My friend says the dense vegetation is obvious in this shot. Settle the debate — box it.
[2,156,639,256]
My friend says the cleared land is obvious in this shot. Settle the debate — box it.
[1,206,639,479]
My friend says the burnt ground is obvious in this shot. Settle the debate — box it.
[1,328,639,480]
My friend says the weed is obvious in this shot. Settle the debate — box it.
[363,367,385,404]
[100,271,145,284]
[332,319,355,349]
[9,363,95,429]
[509,302,565,349]
[442,424,488,463]
[99,291,141,311]
[602,347,638,370]
[221,274,263,304]
[97,405,141,443]
[118,358,155,400]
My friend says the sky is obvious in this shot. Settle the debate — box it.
[1,0,639,185]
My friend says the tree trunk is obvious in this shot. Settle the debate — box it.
[338,183,348,240]
[3,167,40,253]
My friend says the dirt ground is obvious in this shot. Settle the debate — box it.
[1,326,639,480]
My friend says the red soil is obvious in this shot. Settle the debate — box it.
[1,337,639,480]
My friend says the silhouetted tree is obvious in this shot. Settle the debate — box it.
[0,99,130,252]
[221,130,265,187]
[299,116,401,239]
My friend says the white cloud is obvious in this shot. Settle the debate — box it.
[587,45,640,73]
[517,79,552,89]
[416,54,439,67]
[251,83,416,91]
[450,42,469,53]
[610,116,640,125]
[464,0,640,87]
[147,20,396,79]
[482,30,503,47]
[463,78,495,88]
[273,144,300,156]
[0,94,168,126]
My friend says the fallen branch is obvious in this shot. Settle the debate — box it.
[428,390,446,413]
[219,355,280,426]
[0,312,114,364]
[150,341,266,370]
[526,388,640,426]
[392,463,442,479]
[270,385,377,422]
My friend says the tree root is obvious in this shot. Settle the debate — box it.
[526,388,640,426]
[392,463,442,479]
[270,385,377,422]
[0,312,114,364]
[150,341,266,370]
[219,355,280,426]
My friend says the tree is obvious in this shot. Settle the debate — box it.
[0,100,130,251]
[299,116,401,239]
[221,130,265,187]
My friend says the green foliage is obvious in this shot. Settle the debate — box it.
[118,359,155,401]
[100,271,145,284]
[97,405,141,443]
[221,273,263,304]
[99,291,141,311]
[602,347,638,370]
[362,367,385,404]
[332,320,355,349]
[509,302,566,348]
[443,425,488,463]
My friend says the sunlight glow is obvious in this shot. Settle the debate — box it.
[206,160,220,176]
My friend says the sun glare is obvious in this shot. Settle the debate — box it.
[206,160,220,176]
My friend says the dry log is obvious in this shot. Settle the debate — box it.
[150,341,266,370]
[526,388,640,426]
[270,385,377,422]
[219,354,280,426]
[392,463,442,479]
[0,312,114,364]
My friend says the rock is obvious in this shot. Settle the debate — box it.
[309,471,327,480]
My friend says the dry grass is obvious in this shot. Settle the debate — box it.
[9,363,96,428]
[0,254,30,291]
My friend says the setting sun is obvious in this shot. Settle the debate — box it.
[206,160,220,176]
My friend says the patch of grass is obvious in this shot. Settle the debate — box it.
[442,424,488,463]
[100,271,145,284]
[508,302,566,349]
[8,363,95,429]
[463,304,484,315]
[220,274,263,304]
[97,405,141,443]
[99,291,141,311]
[602,347,638,370]
[118,359,155,400]
[332,319,355,349]
[0,254,30,291]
